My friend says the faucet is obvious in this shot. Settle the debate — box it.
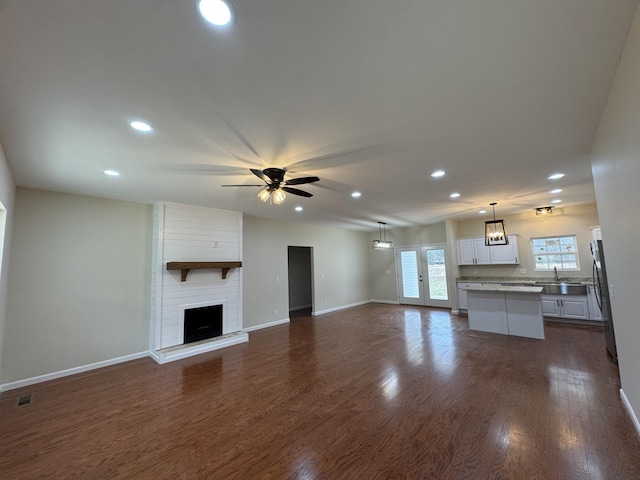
[553,266,559,282]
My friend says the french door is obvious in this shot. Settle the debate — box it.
[396,245,450,308]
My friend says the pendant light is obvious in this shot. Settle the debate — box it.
[485,203,508,246]
[373,222,393,249]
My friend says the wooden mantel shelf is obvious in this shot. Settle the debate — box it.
[167,261,242,282]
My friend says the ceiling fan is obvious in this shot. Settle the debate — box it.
[222,168,320,204]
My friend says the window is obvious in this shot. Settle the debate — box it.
[531,235,579,271]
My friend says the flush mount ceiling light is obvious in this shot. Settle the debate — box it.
[198,0,234,26]
[373,221,393,249]
[295,206,303,212]
[551,199,562,204]
[129,120,154,133]
[535,206,554,216]
[449,192,461,198]
[550,188,563,194]
[485,202,508,246]
[351,191,362,198]
[431,170,446,178]
[548,172,565,180]
[479,209,487,214]
[103,169,121,176]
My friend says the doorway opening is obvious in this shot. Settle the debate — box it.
[288,246,313,317]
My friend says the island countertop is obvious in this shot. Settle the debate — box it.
[465,285,543,294]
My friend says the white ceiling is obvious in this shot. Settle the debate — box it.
[1,0,638,231]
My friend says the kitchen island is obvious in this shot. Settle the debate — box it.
[466,284,544,339]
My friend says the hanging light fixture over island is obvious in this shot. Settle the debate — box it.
[485,202,508,246]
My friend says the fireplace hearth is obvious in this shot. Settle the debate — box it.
[184,304,223,344]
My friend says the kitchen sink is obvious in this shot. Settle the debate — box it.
[534,282,587,295]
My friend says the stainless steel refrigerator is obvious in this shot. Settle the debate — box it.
[590,240,618,363]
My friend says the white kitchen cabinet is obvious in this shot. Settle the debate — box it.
[457,238,491,265]
[456,235,519,265]
[541,294,590,320]
[488,235,519,264]
[587,285,602,321]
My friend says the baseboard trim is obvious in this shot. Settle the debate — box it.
[243,318,290,332]
[370,299,400,305]
[312,300,371,316]
[152,332,249,365]
[0,351,149,393]
[620,388,640,438]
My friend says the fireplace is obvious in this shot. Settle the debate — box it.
[183,304,223,344]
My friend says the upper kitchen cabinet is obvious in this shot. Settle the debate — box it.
[457,237,491,265]
[457,235,519,265]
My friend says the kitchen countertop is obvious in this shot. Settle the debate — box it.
[457,277,591,285]
[465,284,544,293]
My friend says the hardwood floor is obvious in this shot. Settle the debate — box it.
[1,304,639,479]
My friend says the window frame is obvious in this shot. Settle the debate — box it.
[530,234,580,271]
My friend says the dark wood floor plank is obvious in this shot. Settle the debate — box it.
[1,304,639,479]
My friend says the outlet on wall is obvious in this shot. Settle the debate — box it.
[274,309,278,315]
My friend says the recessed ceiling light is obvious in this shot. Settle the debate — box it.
[103,170,121,176]
[351,191,362,198]
[295,206,303,212]
[431,170,446,178]
[551,199,562,204]
[198,0,234,26]
[479,209,487,214]
[550,188,563,194]
[129,120,154,133]
[548,173,565,180]
[449,192,460,198]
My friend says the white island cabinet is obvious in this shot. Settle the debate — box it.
[466,285,544,339]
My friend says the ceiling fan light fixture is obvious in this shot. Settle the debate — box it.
[258,188,271,202]
[272,188,286,204]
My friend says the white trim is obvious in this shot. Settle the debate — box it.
[243,318,290,332]
[152,332,248,364]
[312,300,370,316]
[620,388,640,438]
[370,299,399,305]
[0,351,149,393]
[451,309,460,314]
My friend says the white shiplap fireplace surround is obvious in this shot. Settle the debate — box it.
[149,202,247,364]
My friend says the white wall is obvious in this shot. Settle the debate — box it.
[3,189,151,383]
[243,215,369,328]
[0,143,15,384]
[590,4,640,421]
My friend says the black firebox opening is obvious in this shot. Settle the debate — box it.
[184,305,223,344]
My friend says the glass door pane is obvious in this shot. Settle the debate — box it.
[401,251,420,298]
[425,248,448,301]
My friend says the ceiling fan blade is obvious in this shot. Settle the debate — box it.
[285,176,320,186]
[250,168,268,182]
[282,186,313,197]
[221,184,264,187]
